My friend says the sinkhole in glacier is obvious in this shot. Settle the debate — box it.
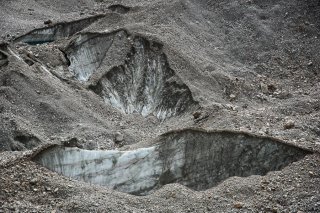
[33,130,311,195]
[66,30,198,120]
[92,38,198,120]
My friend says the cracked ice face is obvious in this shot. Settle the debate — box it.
[76,34,198,120]
[34,130,311,195]
[14,16,103,45]
[66,33,115,81]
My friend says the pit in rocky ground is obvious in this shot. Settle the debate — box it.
[91,37,197,120]
[33,130,311,195]
[12,22,198,120]
[66,30,198,119]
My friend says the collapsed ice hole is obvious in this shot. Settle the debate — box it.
[14,15,103,45]
[96,38,197,119]
[33,130,311,195]
[66,31,198,119]
[93,37,197,120]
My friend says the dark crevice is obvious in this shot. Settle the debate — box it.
[59,49,71,66]
[108,4,131,14]
[0,51,8,67]
[23,58,35,66]
[0,44,9,67]
[14,134,41,150]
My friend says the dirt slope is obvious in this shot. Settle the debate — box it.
[0,0,320,212]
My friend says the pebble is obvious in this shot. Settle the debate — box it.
[192,111,201,119]
[229,94,236,101]
[283,120,295,129]
[44,20,53,25]
[115,132,124,143]
[13,181,20,185]
[260,83,269,93]
[234,202,243,209]
[30,178,37,185]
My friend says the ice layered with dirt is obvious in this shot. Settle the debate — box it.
[34,130,310,195]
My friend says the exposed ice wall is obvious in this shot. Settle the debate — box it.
[14,16,103,45]
[36,146,161,194]
[66,33,114,81]
[34,130,310,195]
[94,37,197,120]
[64,30,197,119]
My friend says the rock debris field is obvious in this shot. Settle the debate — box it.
[0,0,320,212]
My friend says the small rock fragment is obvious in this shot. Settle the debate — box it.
[44,20,53,25]
[13,181,20,185]
[192,111,201,119]
[229,94,236,101]
[30,178,37,185]
[234,202,243,209]
[267,84,276,93]
[260,83,269,93]
[115,132,124,143]
[284,120,295,129]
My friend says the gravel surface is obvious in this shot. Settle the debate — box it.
[0,0,320,212]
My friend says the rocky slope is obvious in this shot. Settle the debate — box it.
[0,0,320,212]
